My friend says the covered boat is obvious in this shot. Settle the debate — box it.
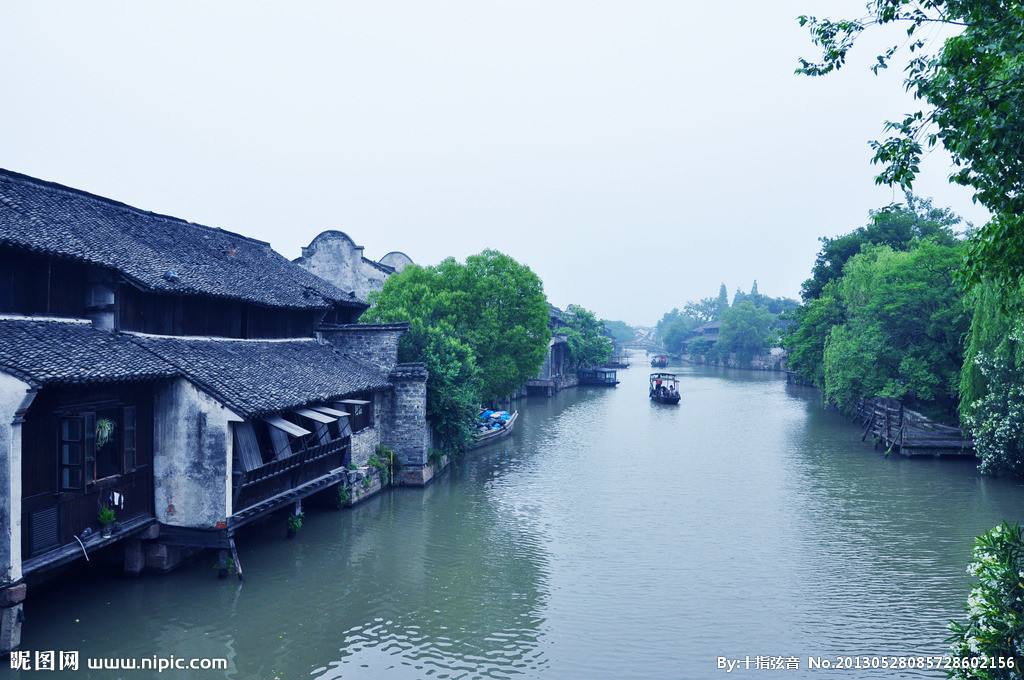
[578,367,620,386]
[649,373,681,404]
[468,409,519,450]
[650,354,669,367]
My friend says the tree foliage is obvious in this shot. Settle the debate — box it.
[563,304,613,369]
[797,0,1024,297]
[717,301,777,366]
[801,196,960,301]
[785,282,845,386]
[820,241,968,417]
[363,250,551,450]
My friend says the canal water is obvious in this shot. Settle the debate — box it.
[11,361,1024,679]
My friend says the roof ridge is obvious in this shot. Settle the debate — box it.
[0,167,271,248]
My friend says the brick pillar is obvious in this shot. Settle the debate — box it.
[385,363,432,485]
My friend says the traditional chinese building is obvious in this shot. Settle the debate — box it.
[294,230,414,301]
[0,169,432,654]
[525,305,574,397]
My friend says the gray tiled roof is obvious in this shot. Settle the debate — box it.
[129,334,390,418]
[0,319,390,418]
[0,169,362,310]
[0,318,178,386]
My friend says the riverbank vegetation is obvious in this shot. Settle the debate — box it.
[796,0,1024,474]
[797,2,1024,666]
[362,250,611,453]
[562,305,613,370]
[785,199,968,421]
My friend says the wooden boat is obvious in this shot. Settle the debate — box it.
[468,410,519,450]
[650,354,669,368]
[578,368,620,386]
[649,372,681,404]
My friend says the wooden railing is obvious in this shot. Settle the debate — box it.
[233,438,348,512]
[855,397,974,456]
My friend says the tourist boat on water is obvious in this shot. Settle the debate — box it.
[468,409,519,449]
[649,373,681,404]
[650,354,669,367]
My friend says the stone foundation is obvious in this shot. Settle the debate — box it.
[398,454,449,486]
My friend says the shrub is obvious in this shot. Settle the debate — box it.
[948,523,1024,678]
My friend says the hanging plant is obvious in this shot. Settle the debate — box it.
[96,418,116,449]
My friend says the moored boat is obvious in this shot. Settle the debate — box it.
[578,367,620,386]
[649,372,681,404]
[468,409,519,449]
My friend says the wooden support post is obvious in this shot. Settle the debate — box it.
[229,538,243,582]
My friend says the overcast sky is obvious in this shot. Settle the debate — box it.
[2,1,988,325]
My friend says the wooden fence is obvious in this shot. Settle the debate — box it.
[854,397,975,458]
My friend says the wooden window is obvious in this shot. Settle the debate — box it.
[123,406,137,472]
[83,413,96,485]
[59,417,84,491]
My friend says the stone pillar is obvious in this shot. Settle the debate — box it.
[385,363,432,485]
[153,379,240,529]
[0,372,33,655]
[123,540,144,576]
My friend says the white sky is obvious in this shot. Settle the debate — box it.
[1,1,988,325]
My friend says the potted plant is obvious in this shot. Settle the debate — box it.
[98,505,117,538]
[286,512,304,539]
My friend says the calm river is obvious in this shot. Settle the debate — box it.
[11,360,1024,679]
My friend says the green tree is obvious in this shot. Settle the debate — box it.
[683,297,720,324]
[716,283,730,318]
[801,197,959,301]
[960,282,1024,418]
[784,282,845,387]
[797,1,1024,298]
[718,301,776,366]
[363,250,551,450]
[437,251,551,399]
[562,304,613,369]
[821,240,968,417]
[948,523,1024,678]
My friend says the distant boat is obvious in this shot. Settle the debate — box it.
[650,354,669,368]
[649,372,681,404]
[468,410,519,450]
[578,367,620,386]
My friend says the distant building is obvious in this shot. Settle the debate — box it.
[294,230,414,302]
[526,305,574,397]
[687,321,721,345]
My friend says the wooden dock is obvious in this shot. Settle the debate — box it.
[854,397,975,458]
